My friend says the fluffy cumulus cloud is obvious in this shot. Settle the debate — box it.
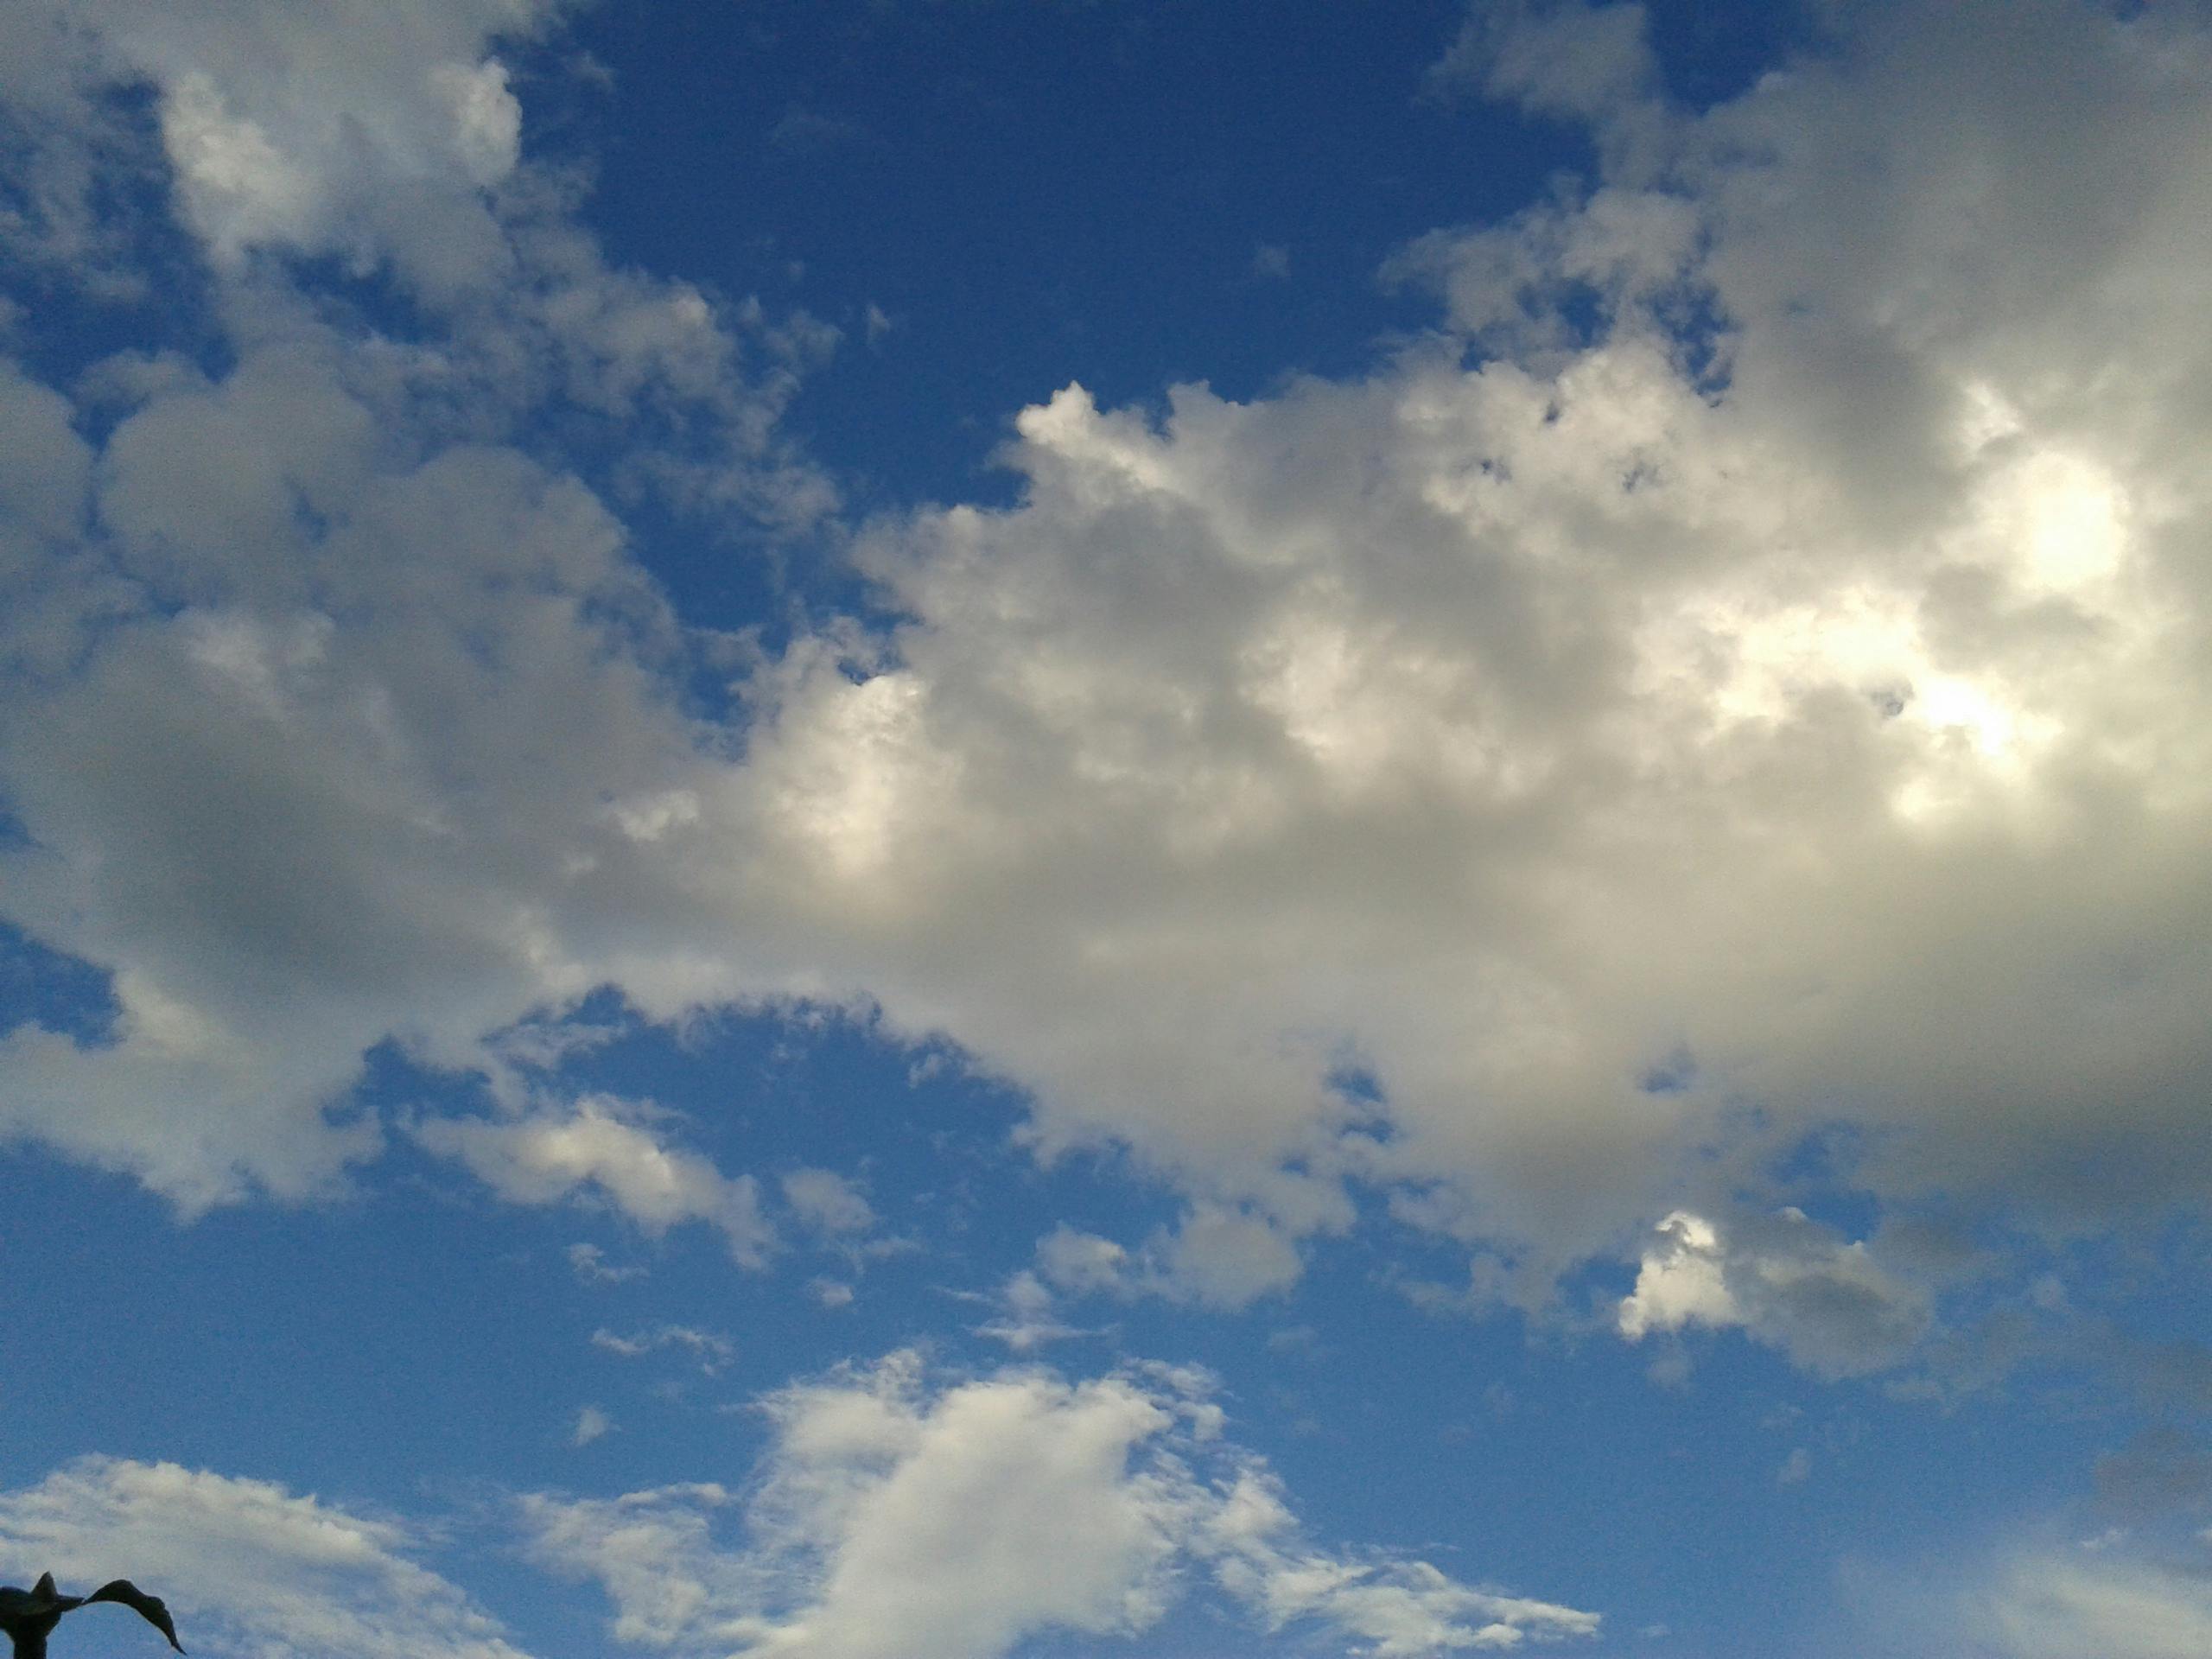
[523,1351,1597,1659]
[717,0,2212,1281]
[3,0,2210,1370]
[1617,1209,1931,1378]
[0,0,548,295]
[0,0,823,1217]
[145,10,528,283]
[0,1458,533,1659]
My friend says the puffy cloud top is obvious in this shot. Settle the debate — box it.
[2,0,2209,1363]
[524,1352,1598,1659]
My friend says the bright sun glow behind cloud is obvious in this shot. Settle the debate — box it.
[3,3,2212,1657]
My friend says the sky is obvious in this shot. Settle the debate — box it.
[2,2,2210,1656]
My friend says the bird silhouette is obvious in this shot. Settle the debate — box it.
[0,1574,184,1659]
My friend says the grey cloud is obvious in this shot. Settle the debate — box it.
[2094,1428,2212,1523]
[2,0,2210,1376]
[1426,2,1658,122]
[1032,1207,1309,1313]
[1618,1208,1934,1378]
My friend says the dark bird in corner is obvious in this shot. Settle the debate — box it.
[0,1575,184,1659]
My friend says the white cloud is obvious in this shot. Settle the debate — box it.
[524,1352,1597,1659]
[1618,1209,1931,1378]
[0,340,705,1209]
[1618,1212,1738,1338]
[1854,1535,2212,1659]
[781,1168,877,1236]
[969,1270,1089,1352]
[418,1100,773,1267]
[0,0,832,1219]
[574,1406,614,1446]
[1,0,2209,1364]
[0,1457,533,1659]
[1145,1201,1308,1308]
[593,1325,735,1373]
[568,1243,647,1285]
[1034,1226,1131,1296]
[1965,1551,2212,1659]
[1383,184,1698,348]
[702,0,2212,1294]
[3,0,553,292]
[1201,1464,1597,1655]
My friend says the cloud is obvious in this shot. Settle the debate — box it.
[1967,1551,2212,1659]
[573,1406,614,1446]
[1034,1226,1132,1296]
[0,0,832,1219]
[1202,1465,1598,1655]
[969,1270,1090,1352]
[418,1100,774,1267]
[524,1351,1597,1659]
[568,1242,647,1285]
[2,0,2210,1367]
[0,324,785,1211]
[766,106,863,159]
[781,1167,877,1237]
[593,1324,735,1373]
[0,1457,533,1659]
[2095,1429,2212,1523]
[1146,1201,1309,1307]
[9,0,552,294]
[704,0,2212,1292]
[1382,184,1698,349]
[1618,1209,1932,1378]
[1427,2,1658,124]
[1030,1207,1306,1312]
[1858,1535,2212,1659]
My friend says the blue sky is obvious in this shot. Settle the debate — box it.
[3,3,2211,1657]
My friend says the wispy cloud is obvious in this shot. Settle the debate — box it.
[418,1099,773,1267]
[0,1458,534,1659]
[592,1324,735,1374]
[568,1243,647,1285]
[572,1405,614,1446]
[524,1351,1598,1659]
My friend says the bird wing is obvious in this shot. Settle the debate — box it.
[83,1584,184,1653]
[0,1577,73,1622]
